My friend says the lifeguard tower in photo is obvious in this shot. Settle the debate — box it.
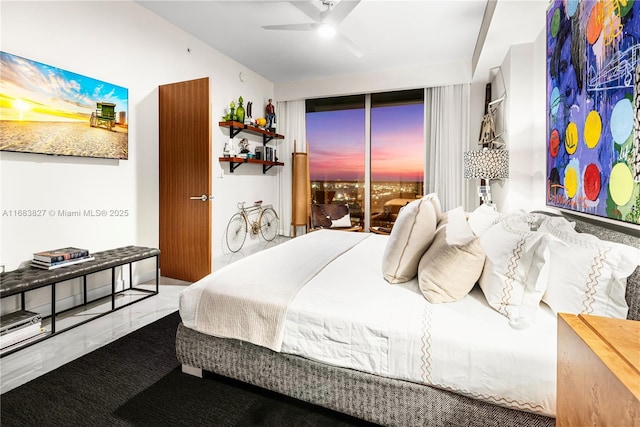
[89,102,116,131]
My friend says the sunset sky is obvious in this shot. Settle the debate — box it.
[0,51,128,123]
[307,103,424,181]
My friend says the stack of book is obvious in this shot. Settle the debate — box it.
[31,247,94,270]
[0,310,46,351]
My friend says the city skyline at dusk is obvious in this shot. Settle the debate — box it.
[306,103,423,182]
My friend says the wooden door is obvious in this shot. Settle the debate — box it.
[159,77,212,282]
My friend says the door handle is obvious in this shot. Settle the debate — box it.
[190,195,213,202]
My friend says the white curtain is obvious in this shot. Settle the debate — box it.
[425,84,470,211]
[276,100,306,237]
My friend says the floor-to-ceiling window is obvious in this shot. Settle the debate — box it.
[370,90,424,229]
[306,96,366,227]
[306,90,424,230]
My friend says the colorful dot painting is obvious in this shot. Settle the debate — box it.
[546,0,640,225]
[584,111,601,149]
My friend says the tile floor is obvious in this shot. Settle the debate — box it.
[0,236,289,394]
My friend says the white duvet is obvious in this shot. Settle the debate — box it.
[180,232,557,417]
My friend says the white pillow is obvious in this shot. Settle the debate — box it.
[478,210,559,329]
[539,218,640,318]
[331,212,352,228]
[467,203,503,236]
[418,206,485,303]
[382,194,440,284]
[527,212,575,231]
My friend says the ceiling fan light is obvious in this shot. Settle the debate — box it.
[317,23,337,38]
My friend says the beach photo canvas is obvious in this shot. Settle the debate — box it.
[0,51,128,160]
[546,1,640,225]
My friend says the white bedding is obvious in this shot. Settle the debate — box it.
[190,231,369,351]
[180,231,557,417]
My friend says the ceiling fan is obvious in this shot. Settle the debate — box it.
[262,0,363,57]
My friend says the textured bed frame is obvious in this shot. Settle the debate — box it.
[176,213,640,427]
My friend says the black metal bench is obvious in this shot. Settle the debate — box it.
[0,246,160,356]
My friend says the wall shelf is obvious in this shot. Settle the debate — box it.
[219,120,284,144]
[218,121,285,174]
[219,157,284,174]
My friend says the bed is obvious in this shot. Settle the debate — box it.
[176,206,640,427]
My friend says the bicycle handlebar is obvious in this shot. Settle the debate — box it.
[237,200,264,211]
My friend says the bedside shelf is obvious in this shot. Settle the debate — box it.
[219,157,284,174]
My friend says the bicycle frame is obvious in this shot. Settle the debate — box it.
[225,201,279,253]
[237,202,275,234]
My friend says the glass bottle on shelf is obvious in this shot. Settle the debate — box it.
[236,96,245,124]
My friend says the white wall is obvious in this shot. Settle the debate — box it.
[531,27,548,210]
[488,31,545,213]
[275,61,473,101]
[0,0,278,283]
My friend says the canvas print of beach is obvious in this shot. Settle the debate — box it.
[0,51,128,160]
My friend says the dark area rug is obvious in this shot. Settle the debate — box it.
[1,311,375,427]
[114,368,374,427]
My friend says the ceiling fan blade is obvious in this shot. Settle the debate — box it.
[321,0,361,26]
[262,23,316,31]
[337,32,364,58]
[289,1,322,22]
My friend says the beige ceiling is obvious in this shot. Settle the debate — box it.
[137,0,549,84]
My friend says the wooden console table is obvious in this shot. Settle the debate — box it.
[557,313,640,426]
[0,246,160,357]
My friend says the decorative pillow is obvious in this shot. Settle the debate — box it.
[418,206,485,303]
[382,193,441,284]
[478,210,559,329]
[467,203,503,236]
[539,218,640,318]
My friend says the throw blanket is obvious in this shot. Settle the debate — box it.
[195,230,370,351]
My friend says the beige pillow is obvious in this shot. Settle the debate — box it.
[418,207,485,303]
[382,194,440,283]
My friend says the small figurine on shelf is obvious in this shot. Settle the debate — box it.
[238,138,250,154]
[223,141,231,157]
[265,99,276,131]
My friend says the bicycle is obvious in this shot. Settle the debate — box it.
[225,201,279,253]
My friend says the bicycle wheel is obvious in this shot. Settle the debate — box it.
[225,213,248,252]
[259,208,279,242]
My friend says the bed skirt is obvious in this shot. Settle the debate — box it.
[175,323,555,427]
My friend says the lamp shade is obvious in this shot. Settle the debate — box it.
[463,149,509,180]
